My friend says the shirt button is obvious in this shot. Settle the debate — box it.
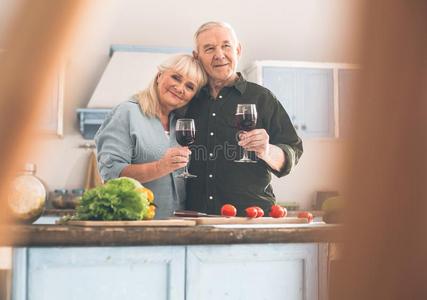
[218,95,223,99]
[209,174,213,178]
[209,196,213,200]
[210,132,214,136]
[212,113,216,117]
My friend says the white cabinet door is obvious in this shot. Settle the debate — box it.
[12,246,186,300]
[12,243,328,300]
[262,66,299,124]
[186,243,319,300]
[248,63,335,138]
[298,68,334,138]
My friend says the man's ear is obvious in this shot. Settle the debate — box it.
[236,43,242,58]
[193,50,198,59]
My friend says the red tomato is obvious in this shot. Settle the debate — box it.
[297,211,314,223]
[254,207,264,218]
[269,205,287,218]
[221,204,237,217]
[245,207,258,218]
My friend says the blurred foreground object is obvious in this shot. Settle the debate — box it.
[0,0,93,236]
[334,0,427,299]
[7,163,46,224]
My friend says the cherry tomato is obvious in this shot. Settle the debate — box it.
[221,204,237,217]
[269,205,287,218]
[254,206,264,218]
[245,207,258,218]
[297,211,314,223]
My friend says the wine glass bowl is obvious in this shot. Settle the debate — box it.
[235,113,257,131]
[176,127,195,146]
[235,104,258,163]
[175,119,197,178]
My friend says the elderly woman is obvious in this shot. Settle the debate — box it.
[95,54,207,218]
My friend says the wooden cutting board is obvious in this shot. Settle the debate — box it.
[185,217,308,225]
[64,219,196,227]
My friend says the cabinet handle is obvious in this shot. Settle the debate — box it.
[301,124,307,130]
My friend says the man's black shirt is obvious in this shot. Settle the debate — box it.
[185,74,303,215]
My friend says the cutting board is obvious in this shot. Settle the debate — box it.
[63,219,196,227]
[185,217,308,225]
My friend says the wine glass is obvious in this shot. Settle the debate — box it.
[235,104,258,163]
[175,118,197,178]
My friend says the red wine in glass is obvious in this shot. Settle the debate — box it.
[235,104,258,163]
[176,130,195,146]
[175,119,197,178]
[235,113,257,131]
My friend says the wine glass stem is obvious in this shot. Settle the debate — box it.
[242,148,249,160]
[184,153,191,174]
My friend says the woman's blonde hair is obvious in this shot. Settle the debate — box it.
[135,54,207,118]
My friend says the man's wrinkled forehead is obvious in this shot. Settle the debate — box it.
[196,26,237,50]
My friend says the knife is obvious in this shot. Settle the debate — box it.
[173,210,220,217]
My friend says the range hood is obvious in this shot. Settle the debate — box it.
[77,45,191,139]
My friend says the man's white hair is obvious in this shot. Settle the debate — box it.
[193,21,239,51]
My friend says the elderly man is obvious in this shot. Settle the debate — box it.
[186,21,303,216]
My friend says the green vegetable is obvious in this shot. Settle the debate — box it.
[107,177,142,190]
[321,196,343,212]
[74,177,149,221]
[321,196,344,224]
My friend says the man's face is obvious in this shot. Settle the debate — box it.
[194,26,241,83]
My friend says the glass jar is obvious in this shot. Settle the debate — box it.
[67,188,84,209]
[7,163,46,223]
[50,189,68,209]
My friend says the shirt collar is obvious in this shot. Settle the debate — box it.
[198,72,247,97]
[233,72,247,94]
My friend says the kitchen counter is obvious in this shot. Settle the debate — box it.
[0,222,341,247]
[43,208,326,217]
[5,221,341,300]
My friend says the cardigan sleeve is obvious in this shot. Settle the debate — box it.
[94,104,134,181]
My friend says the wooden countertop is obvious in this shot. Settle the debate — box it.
[0,223,342,247]
[43,209,325,217]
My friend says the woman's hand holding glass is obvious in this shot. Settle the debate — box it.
[158,147,191,174]
[175,118,197,178]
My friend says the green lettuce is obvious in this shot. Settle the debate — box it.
[74,177,149,221]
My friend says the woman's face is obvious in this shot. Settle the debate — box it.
[156,69,198,111]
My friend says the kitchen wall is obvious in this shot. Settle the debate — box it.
[2,0,362,209]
